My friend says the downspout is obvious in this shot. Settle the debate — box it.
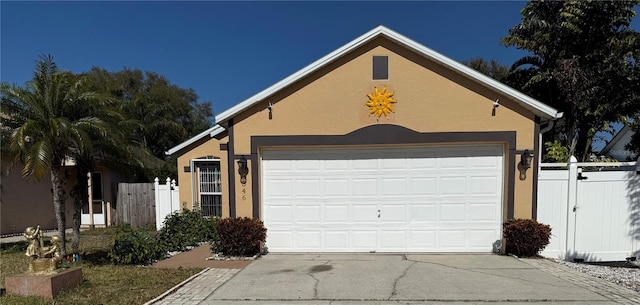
[538,112,562,160]
[538,120,555,160]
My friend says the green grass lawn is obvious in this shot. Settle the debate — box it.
[0,228,202,305]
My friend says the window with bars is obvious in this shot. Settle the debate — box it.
[197,162,222,217]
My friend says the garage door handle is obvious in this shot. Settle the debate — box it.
[378,210,380,218]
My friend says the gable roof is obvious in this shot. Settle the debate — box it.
[600,124,635,160]
[167,25,562,156]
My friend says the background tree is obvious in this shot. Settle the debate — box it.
[502,0,640,161]
[1,55,114,255]
[84,68,213,162]
[463,57,510,82]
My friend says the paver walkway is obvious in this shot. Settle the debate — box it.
[145,244,251,305]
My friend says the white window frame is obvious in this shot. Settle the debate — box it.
[190,158,222,217]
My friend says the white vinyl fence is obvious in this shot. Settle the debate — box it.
[537,157,640,262]
[154,177,180,230]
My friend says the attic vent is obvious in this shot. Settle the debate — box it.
[373,56,388,80]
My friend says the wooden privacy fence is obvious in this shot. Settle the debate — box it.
[537,156,640,262]
[114,182,155,228]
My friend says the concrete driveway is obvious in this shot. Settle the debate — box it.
[156,254,640,305]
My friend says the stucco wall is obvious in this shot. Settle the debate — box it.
[173,37,539,222]
[230,39,537,220]
[175,134,230,217]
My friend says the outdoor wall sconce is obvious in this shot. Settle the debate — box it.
[520,149,534,169]
[518,149,534,180]
[237,156,249,185]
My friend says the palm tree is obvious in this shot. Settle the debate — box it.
[1,55,113,255]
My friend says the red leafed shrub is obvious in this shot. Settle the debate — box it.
[213,217,267,257]
[503,218,551,257]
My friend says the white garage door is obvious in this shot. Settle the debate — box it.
[262,145,503,252]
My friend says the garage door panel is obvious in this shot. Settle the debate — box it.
[296,231,322,248]
[352,158,378,170]
[265,179,293,197]
[409,204,437,222]
[293,179,321,197]
[324,179,349,196]
[295,205,322,223]
[440,203,466,221]
[468,230,499,248]
[266,205,293,222]
[468,203,498,222]
[439,230,467,248]
[380,178,406,196]
[440,177,467,195]
[380,230,406,249]
[409,177,437,195]
[294,159,320,171]
[409,230,437,248]
[262,145,503,253]
[325,205,349,222]
[471,155,501,168]
[352,205,378,222]
[353,231,377,249]
[268,231,294,250]
[325,231,349,249]
[352,178,377,197]
[439,154,468,168]
[324,158,350,171]
[380,204,406,222]
[380,157,407,169]
[470,176,499,195]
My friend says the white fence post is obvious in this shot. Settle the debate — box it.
[154,177,162,230]
[171,179,180,212]
[565,156,578,260]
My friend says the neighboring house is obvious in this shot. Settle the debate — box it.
[1,158,126,235]
[166,26,562,253]
[600,124,635,161]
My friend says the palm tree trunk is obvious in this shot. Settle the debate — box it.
[72,195,82,253]
[50,165,68,256]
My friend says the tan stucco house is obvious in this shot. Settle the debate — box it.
[167,26,562,253]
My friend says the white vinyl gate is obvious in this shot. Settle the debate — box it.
[154,177,180,230]
[537,157,640,262]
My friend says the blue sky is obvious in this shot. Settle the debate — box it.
[1,1,638,149]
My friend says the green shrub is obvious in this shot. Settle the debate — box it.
[156,208,217,252]
[503,218,552,257]
[109,228,164,265]
[213,217,267,257]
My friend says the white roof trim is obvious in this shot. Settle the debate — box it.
[215,25,561,124]
[165,124,225,155]
[169,25,562,156]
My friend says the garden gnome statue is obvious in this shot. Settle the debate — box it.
[23,225,63,274]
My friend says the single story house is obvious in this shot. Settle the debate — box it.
[600,124,635,161]
[166,25,562,253]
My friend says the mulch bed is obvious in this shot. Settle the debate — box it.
[152,243,252,269]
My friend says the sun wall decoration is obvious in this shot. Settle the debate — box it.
[365,86,397,118]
